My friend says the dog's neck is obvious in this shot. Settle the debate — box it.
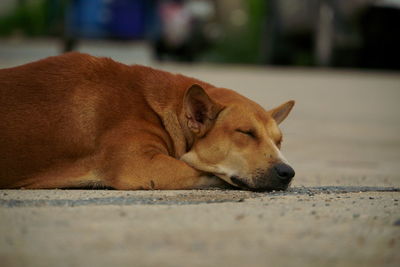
[152,107,194,157]
[159,109,197,157]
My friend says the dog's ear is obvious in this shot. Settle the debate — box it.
[183,84,224,136]
[270,100,295,124]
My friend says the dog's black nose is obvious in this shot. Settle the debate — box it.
[274,163,295,181]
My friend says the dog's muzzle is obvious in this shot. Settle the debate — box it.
[231,163,295,191]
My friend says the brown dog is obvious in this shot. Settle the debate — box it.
[0,52,295,191]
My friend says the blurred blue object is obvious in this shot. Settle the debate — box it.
[108,0,147,39]
[66,0,108,38]
[65,0,148,39]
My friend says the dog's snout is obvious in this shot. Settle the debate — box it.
[227,164,295,191]
[274,163,295,181]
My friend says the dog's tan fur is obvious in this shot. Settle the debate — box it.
[0,52,294,190]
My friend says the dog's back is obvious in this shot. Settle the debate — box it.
[0,53,125,186]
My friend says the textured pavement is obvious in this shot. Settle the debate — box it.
[0,39,399,267]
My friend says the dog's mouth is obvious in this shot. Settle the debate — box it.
[230,176,252,190]
[210,170,291,192]
[212,172,253,190]
[230,176,290,192]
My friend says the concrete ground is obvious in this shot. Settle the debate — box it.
[0,39,399,267]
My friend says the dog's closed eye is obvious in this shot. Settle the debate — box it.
[236,129,256,138]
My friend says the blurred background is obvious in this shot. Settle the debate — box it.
[1,0,400,69]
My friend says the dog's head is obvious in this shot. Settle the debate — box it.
[180,84,295,191]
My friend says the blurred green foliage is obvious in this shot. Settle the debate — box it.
[207,0,267,64]
[0,0,64,36]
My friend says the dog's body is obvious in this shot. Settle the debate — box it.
[0,52,295,191]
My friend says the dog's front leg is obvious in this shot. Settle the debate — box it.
[106,152,227,190]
